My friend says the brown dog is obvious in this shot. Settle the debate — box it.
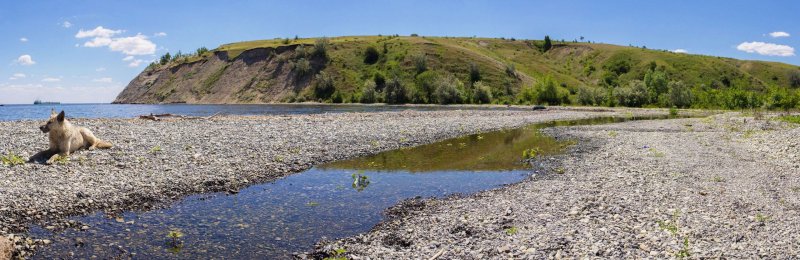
[33,110,113,164]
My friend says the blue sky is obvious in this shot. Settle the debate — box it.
[1,0,798,104]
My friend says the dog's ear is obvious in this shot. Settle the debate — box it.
[51,109,57,117]
[57,111,65,122]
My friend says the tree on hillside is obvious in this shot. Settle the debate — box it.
[159,52,171,65]
[666,81,694,108]
[363,46,380,64]
[543,35,553,52]
[790,70,800,88]
[644,69,668,103]
[469,63,481,83]
[196,47,209,56]
[384,76,408,104]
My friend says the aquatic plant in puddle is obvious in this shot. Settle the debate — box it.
[166,229,184,252]
[522,148,540,159]
[351,170,370,192]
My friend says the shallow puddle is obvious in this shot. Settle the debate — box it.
[30,115,674,258]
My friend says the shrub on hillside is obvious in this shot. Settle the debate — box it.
[577,86,606,106]
[666,81,694,108]
[312,71,336,100]
[294,45,308,59]
[196,47,209,56]
[312,37,329,58]
[614,80,649,107]
[434,74,465,104]
[790,71,800,88]
[414,71,438,103]
[384,76,408,104]
[373,72,386,91]
[469,63,481,83]
[292,58,311,78]
[364,46,380,64]
[473,81,493,104]
[360,80,377,103]
[412,54,428,74]
[535,76,562,105]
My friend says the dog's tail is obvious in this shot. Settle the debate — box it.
[94,139,113,149]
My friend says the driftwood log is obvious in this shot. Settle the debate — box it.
[137,112,221,121]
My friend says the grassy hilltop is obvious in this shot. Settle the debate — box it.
[116,35,800,109]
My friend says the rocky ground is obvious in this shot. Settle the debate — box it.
[313,112,800,259]
[0,107,668,258]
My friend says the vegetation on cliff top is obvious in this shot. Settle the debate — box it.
[136,35,800,110]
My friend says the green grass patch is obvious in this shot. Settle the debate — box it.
[1,152,25,166]
[777,115,800,124]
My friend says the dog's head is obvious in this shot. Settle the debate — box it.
[39,110,65,133]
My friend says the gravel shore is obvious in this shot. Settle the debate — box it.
[0,107,667,257]
[312,112,800,259]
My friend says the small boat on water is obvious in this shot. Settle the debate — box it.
[33,99,60,105]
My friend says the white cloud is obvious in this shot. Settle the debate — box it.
[108,34,156,55]
[128,59,144,67]
[672,49,688,54]
[83,36,113,47]
[769,31,790,38]
[122,56,134,61]
[75,26,122,38]
[92,77,113,83]
[9,73,26,80]
[77,26,157,56]
[62,21,73,28]
[19,37,28,42]
[736,41,795,57]
[42,77,61,82]
[154,32,167,37]
[15,55,35,65]
[96,67,106,72]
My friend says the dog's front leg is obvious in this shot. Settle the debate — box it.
[47,144,71,164]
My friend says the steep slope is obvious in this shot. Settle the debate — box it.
[114,36,800,108]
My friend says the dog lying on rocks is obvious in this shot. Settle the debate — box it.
[29,110,113,164]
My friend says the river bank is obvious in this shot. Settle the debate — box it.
[0,107,670,257]
[311,112,800,258]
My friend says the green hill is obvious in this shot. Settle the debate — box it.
[114,35,800,109]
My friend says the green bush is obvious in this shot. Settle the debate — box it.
[159,52,171,65]
[415,71,438,103]
[294,45,308,59]
[435,74,464,104]
[542,35,552,52]
[373,72,386,92]
[666,81,694,108]
[614,80,649,107]
[412,54,428,74]
[577,86,606,105]
[469,63,481,83]
[384,76,408,104]
[360,80,377,103]
[312,71,336,100]
[312,37,329,58]
[790,71,800,88]
[196,47,209,56]
[293,58,311,78]
[473,81,493,104]
[364,46,380,64]
[535,75,563,105]
[645,69,669,102]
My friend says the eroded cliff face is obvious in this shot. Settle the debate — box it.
[113,44,323,104]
